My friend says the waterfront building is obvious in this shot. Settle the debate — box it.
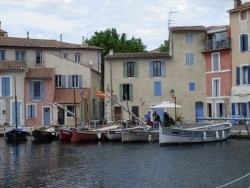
[0,27,103,127]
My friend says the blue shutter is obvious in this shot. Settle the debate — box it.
[41,81,45,100]
[30,81,34,100]
[243,103,247,116]
[68,75,72,88]
[78,75,83,88]
[161,61,166,77]
[248,66,250,84]
[149,61,153,77]
[240,35,244,52]
[32,105,36,118]
[154,82,162,96]
[62,75,66,88]
[0,101,2,118]
[6,77,10,96]
[244,34,248,51]
[231,103,235,115]
[27,105,31,118]
[1,77,5,96]
[236,66,240,85]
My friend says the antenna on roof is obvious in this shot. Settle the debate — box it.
[168,10,178,30]
[60,34,62,42]
[27,31,29,39]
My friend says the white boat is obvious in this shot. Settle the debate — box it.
[159,123,232,146]
[121,124,159,143]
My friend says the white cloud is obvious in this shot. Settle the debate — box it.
[0,0,249,50]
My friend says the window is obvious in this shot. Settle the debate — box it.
[127,62,134,77]
[56,75,62,88]
[186,33,193,44]
[68,75,82,88]
[149,61,166,77]
[15,51,26,60]
[0,50,5,60]
[240,10,247,21]
[75,53,81,62]
[215,102,226,117]
[63,53,68,59]
[236,65,250,85]
[67,106,75,117]
[30,81,44,100]
[185,53,195,66]
[1,77,11,97]
[189,82,195,91]
[120,84,133,101]
[207,103,212,117]
[212,53,220,71]
[240,34,248,52]
[212,79,220,97]
[36,51,42,65]
[154,82,162,96]
[26,104,36,118]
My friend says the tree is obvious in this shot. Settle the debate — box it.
[159,40,169,52]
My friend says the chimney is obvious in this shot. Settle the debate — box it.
[27,31,29,39]
[60,34,62,42]
[82,36,88,47]
[109,49,114,55]
[234,0,242,7]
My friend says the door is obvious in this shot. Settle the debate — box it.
[58,108,65,125]
[114,107,122,120]
[43,107,51,126]
[196,102,204,124]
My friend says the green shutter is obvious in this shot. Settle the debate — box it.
[134,62,138,78]
[119,84,123,101]
[130,84,133,101]
[123,62,127,78]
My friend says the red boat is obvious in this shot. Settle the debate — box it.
[58,128,73,141]
[71,129,106,143]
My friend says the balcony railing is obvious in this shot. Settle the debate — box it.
[204,38,231,51]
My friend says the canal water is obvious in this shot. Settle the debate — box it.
[0,137,250,188]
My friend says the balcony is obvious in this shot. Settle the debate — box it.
[204,38,231,51]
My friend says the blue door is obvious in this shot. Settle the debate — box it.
[43,107,51,126]
[195,102,204,124]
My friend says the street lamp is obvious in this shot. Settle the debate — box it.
[170,89,176,122]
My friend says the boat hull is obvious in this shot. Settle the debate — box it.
[159,123,232,146]
[71,130,105,143]
[4,128,28,141]
[105,129,122,141]
[122,130,159,143]
[31,127,57,142]
[58,129,73,141]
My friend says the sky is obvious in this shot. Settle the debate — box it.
[0,0,249,51]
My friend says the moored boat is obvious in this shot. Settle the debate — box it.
[58,127,73,141]
[4,127,29,142]
[31,126,57,142]
[159,123,232,146]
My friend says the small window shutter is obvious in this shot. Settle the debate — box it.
[6,77,10,96]
[231,103,235,115]
[154,82,162,96]
[41,81,45,100]
[27,105,31,118]
[1,77,5,96]
[236,66,240,85]
[123,62,127,77]
[78,75,83,88]
[68,75,72,88]
[161,61,166,77]
[134,62,138,78]
[119,84,123,101]
[30,81,34,100]
[247,66,250,84]
[243,103,247,116]
[149,61,153,77]
[0,101,2,118]
[240,35,244,52]
[33,105,36,118]
[62,75,66,88]
[244,34,248,51]
[130,84,133,101]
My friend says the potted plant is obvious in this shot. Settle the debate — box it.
[176,113,184,125]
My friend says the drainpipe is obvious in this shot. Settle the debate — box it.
[109,49,114,120]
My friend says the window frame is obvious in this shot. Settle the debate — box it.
[0,50,5,60]
[189,82,195,91]
[75,53,81,62]
[127,62,134,77]
[36,51,43,65]
[185,53,195,66]
[67,105,75,117]
[212,78,220,97]
[55,75,62,88]
[153,61,162,77]
[212,52,220,72]
[240,34,248,52]
[240,10,247,21]
[1,76,11,97]
[15,50,26,60]
[186,33,194,44]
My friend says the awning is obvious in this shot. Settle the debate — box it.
[231,86,250,103]
[95,89,108,98]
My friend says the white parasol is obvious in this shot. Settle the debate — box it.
[149,101,182,109]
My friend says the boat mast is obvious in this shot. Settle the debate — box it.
[14,77,18,129]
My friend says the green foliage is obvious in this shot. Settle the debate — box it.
[85,28,147,57]
[159,40,169,52]
[3,122,9,126]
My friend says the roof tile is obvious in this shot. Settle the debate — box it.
[25,67,55,79]
[105,52,170,60]
[170,26,206,32]
[54,88,90,104]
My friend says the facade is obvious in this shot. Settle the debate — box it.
[229,1,250,118]
[202,26,232,119]
[0,29,103,127]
